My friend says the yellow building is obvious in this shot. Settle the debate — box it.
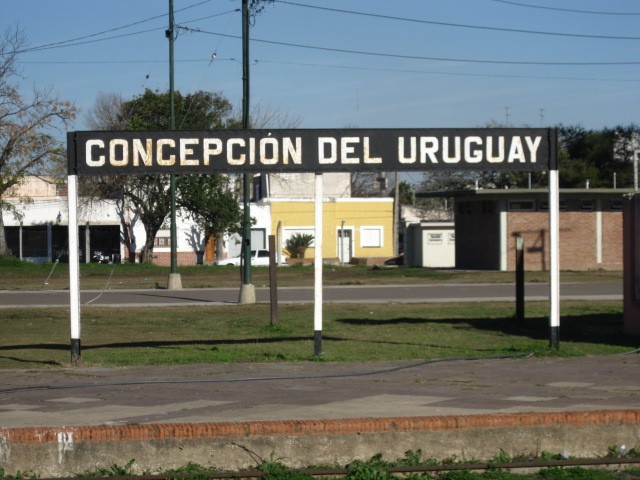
[268,198,395,263]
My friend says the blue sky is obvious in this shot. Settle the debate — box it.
[4,0,640,133]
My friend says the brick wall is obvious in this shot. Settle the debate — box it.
[152,251,199,267]
[601,201,624,270]
[507,199,622,271]
[507,211,550,271]
[456,195,624,272]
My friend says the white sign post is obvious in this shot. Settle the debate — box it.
[314,173,323,356]
[548,136,560,349]
[67,174,82,364]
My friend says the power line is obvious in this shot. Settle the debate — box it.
[18,27,165,54]
[18,3,235,54]
[255,58,640,83]
[18,16,167,54]
[277,0,640,41]
[16,58,237,65]
[16,56,640,83]
[187,27,640,66]
[486,0,640,16]
[14,2,640,62]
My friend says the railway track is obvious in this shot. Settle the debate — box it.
[37,456,640,480]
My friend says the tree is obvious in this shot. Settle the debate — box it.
[557,124,637,188]
[351,172,394,197]
[176,174,243,242]
[0,27,77,257]
[397,180,414,205]
[415,124,640,199]
[82,88,238,263]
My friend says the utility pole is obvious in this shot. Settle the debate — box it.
[239,0,255,304]
[167,0,182,290]
[393,172,400,256]
[634,133,639,194]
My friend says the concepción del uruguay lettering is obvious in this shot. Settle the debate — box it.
[82,134,543,169]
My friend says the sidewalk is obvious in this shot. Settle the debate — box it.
[1,354,639,476]
[1,354,639,428]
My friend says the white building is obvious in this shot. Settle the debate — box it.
[401,205,455,268]
[3,177,207,265]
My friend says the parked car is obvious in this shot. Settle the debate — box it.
[91,250,111,264]
[214,249,273,266]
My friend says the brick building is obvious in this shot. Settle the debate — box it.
[452,188,630,271]
[623,195,640,335]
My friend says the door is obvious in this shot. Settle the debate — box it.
[337,228,353,263]
[422,229,455,268]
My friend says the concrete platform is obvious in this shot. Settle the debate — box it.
[1,354,639,476]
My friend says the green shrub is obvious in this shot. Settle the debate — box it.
[285,233,314,259]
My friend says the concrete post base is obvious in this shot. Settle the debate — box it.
[239,284,256,304]
[167,273,182,290]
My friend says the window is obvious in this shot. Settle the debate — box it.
[251,228,266,250]
[448,232,456,244]
[610,199,623,211]
[539,199,567,211]
[508,200,535,211]
[154,236,171,247]
[361,226,383,248]
[580,199,595,211]
[257,250,270,258]
[427,233,443,245]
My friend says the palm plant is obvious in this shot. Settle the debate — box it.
[284,233,314,259]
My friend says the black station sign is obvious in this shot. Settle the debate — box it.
[67,128,553,175]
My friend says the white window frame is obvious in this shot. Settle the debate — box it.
[360,226,384,248]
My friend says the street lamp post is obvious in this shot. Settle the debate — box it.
[238,0,255,303]
[167,0,182,290]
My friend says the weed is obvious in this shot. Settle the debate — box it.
[164,462,219,479]
[607,445,630,458]
[489,450,512,466]
[345,460,395,480]
[0,469,38,480]
[257,460,315,480]
[540,451,563,461]
[77,459,137,477]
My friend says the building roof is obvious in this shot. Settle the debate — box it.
[417,188,634,199]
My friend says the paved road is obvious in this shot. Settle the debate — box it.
[0,282,621,307]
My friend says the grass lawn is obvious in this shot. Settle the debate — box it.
[0,256,623,290]
[0,300,634,369]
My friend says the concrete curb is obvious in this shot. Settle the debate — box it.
[2,410,639,476]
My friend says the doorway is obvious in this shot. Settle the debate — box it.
[337,227,353,264]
